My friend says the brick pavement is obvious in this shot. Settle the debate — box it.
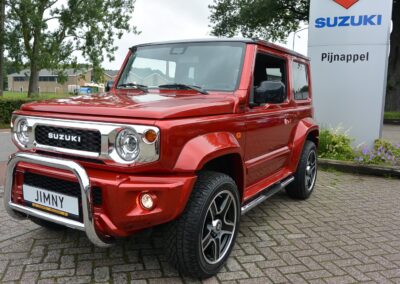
[0,162,6,190]
[0,171,399,283]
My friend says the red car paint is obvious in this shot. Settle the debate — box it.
[10,40,319,238]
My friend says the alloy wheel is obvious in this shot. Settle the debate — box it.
[305,150,317,191]
[201,190,237,265]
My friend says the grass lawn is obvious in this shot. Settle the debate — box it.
[0,91,72,100]
[385,112,400,120]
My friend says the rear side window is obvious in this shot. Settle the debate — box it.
[292,62,309,100]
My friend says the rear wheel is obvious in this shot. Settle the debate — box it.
[286,140,317,200]
[165,171,240,279]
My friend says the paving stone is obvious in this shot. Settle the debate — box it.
[20,271,40,284]
[2,265,23,281]
[131,270,163,280]
[0,171,399,283]
[217,271,249,281]
[40,269,75,278]
[94,266,110,282]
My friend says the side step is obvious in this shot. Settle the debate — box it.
[241,176,295,215]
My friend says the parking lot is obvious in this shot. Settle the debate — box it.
[0,170,399,283]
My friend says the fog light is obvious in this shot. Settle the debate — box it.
[140,193,154,210]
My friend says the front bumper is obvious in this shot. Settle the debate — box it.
[4,152,196,247]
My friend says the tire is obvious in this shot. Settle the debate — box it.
[30,217,65,231]
[286,140,318,200]
[165,171,240,279]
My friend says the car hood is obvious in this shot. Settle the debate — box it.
[21,92,236,119]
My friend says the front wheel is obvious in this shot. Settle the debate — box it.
[165,171,240,279]
[286,140,318,200]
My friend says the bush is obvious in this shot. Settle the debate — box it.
[355,139,400,167]
[319,128,400,167]
[319,128,355,161]
[0,98,36,126]
[0,92,72,128]
[384,112,400,120]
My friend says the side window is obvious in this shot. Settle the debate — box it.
[253,53,287,105]
[293,62,309,100]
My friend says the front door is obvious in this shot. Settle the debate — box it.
[244,51,295,186]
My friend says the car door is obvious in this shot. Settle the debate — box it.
[244,49,295,186]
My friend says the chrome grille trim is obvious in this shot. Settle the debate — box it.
[11,115,160,165]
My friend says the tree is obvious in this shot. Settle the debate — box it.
[386,0,400,112]
[0,0,5,97]
[210,0,309,41]
[6,0,138,97]
[2,58,16,90]
[210,0,400,111]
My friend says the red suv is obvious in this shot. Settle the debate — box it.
[4,39,319,278]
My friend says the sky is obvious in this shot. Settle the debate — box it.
[101,0,308,70]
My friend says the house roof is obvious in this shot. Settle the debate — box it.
[8,68,90,78]
[104,70,119,77]
[9,68,120,78]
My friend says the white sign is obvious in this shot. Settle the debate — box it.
[23,184,79,216]
[308,0,393,146]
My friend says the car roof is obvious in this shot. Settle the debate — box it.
[131,38,310,61]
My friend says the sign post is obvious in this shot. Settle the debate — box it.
[308,0,393,146]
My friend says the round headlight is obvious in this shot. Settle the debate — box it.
[16,119,30,146]
[116,128,140,161]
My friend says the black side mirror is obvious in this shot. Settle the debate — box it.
[105,81,114,92]
[254,81,286,105]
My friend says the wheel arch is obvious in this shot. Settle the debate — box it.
[201,153,245,202]
[289,118,319,173]
[173,132,245,201]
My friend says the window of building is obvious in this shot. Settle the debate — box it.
[39,76,57,82]
[14,76,27,82]
[292,62,309,100]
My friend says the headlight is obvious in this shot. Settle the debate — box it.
[115,128,140,161]
[16,118,30,147]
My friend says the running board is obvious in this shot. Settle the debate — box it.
[241,176,295,215]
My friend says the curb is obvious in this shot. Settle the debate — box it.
[319,159,400,178]
[384,119,400,125]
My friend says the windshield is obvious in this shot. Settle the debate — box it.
[117,42,246,92]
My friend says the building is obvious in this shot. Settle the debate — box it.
[7,69,119,93]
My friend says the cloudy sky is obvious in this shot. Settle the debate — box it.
[102,0,308,70]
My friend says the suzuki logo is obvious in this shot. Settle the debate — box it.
[48,132,82,143]
[334,0,359,9]
[315,0,382,29]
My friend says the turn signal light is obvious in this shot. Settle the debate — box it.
[143,129,158,144]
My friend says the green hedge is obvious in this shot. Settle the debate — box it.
[384,112,400,120]
[0,93,73,128]
[0,98,36,127]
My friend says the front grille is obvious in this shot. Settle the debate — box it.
[35,125,101,153]
[23,172,102,206]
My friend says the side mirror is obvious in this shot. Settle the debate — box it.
[105,81,114,92]
[254,81,286,105]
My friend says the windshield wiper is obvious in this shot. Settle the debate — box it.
[158,84,209,95]
[118,83,148,92]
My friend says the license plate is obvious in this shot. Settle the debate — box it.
[23,184,79,218]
